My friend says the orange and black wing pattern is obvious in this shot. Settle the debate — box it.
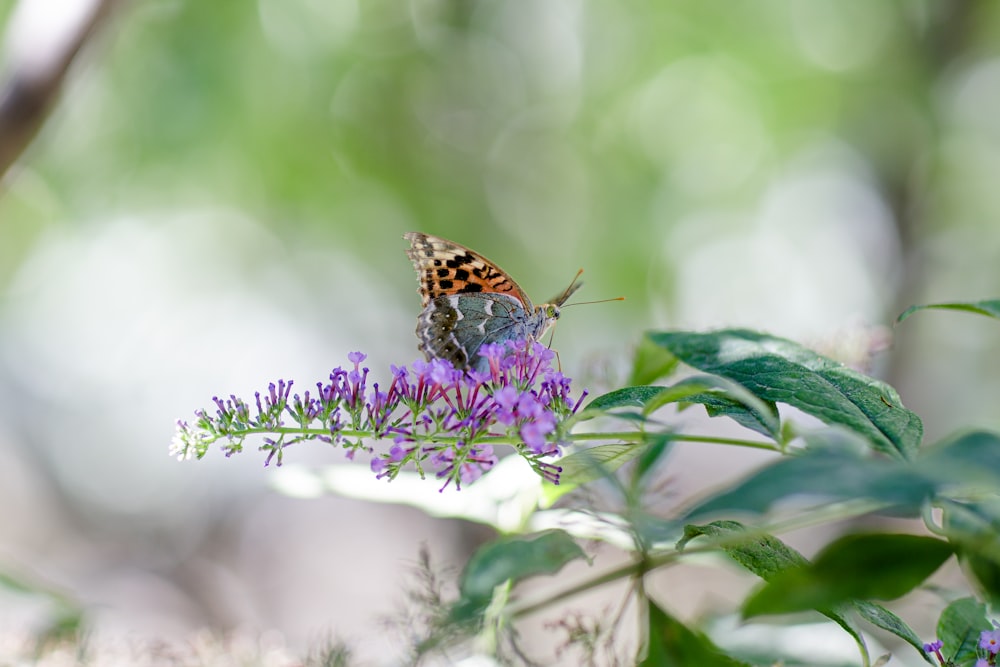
[403,232,533,309]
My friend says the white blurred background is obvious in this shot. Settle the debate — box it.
[1,0,1000,664]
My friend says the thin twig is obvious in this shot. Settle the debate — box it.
[0,0,123,182]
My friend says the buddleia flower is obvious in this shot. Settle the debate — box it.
[172,339,586,489]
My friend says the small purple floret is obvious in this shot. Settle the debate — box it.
[980,628,1000,654]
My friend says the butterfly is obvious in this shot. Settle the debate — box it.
[404,232,582,372]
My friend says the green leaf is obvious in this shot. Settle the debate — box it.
[941,499,1000,608]
[557,442,649,487]
[897,299,1000,324]
[853,600,933,664]
[633,432,673,484]
[677,520,808,576]
[545,434,674,511]
[642,599,752,667]
[678,521,869,665]
[453,530,587,621]
[582,375,781,441]
[0,571,37,595]
[648,329,923,459]
[826,607,871,667]
[743,534,953,617]
[585,386,667,412]
[630,333,679,386]
[0,570,84,649]
[649,376,780,440]
[916,434,1000,608]
[646,430,1000,546]
[916,430,1000,487]
[937,597,989,665]
[684,393,779,440]
[680,448,934,524]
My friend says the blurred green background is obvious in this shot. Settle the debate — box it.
[2,0,1000,663]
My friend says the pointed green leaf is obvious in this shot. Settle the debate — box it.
[0,571,84,648]
[677,520,808,576]
[642,600,752,667]
[583,374,781,441]
[648,329,922,459]
[0,571,38,596]
[743,534,953,617]
[585,386,667,412]
[633,432,673,484]
[683,393,779,440]
[453,530,586,621]
[678,521,869,665]
[917,434,1000,608]
[544,435,674,505]
[654,431,1000,545]
[853,600,933,664]
[937,597,989,665]
[630,333,679,386]
[557,443,649,487]
[826,606,871,667]
[943,499,1000,607]
[916,431,1000,487]
[681,448,933,523]
[897,299,1000,324]
[648,376,780,440]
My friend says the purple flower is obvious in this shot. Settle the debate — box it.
[477,342,504,361]
[175,342,584,489]
[492,386,519,424]
[922,639,947,665]
[975,659,989,667]
[520,421,553,454]
[427,358,460,386]
[981,628,1000,654]
[388,443,409,461]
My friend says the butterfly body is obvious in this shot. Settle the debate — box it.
[404,232,580,372]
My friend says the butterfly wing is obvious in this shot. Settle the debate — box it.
[417,293,544,371]
[404,232,533,310]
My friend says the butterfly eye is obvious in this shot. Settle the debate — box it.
[545,305,561,319]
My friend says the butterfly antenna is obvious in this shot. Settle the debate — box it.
[548,268,585,305]
[562,295,626,308]
[553,264,625,308]
[567,268,584,292]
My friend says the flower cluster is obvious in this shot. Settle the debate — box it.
[924,624,1000,667]
[171,340,587,490]
[981,625,1000,665]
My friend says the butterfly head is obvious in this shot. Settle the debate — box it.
[537,302,562,328]
[536,276,583,331]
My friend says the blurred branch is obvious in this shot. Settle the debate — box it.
[883,0,978,388]
[0,0,122,183]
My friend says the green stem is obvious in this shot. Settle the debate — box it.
[506,497,889,619]
[205,426,780,452]
[569,431,782,452]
